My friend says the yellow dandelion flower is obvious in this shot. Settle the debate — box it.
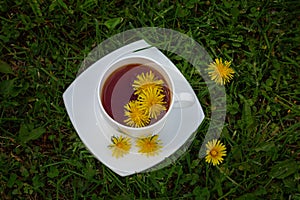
[108,135,131,158]
[207,58,235,85]
[136,135,163,157]
[124,100,150,128]
[205,139,227,166]
[138,87,166,119]
[132,71,164,94]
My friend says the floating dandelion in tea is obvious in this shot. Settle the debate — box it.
[123,69,169,128]
[124,100,150,128]
[138,86,166,119]
[132,70,164,94]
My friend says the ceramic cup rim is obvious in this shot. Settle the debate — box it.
[97,55,175,132]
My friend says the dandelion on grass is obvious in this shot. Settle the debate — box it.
[207,58,235,85]
[136,135,163,157]
[124,100,150,128]
[132,70,164,94]
[138,86,166,119]
[108,135,132,158]
[205,139,227,166]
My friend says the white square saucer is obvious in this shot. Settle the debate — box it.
[63,40,205,176]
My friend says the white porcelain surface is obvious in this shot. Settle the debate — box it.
[63,40,205,176]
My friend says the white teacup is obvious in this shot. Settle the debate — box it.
[97,55,193,138]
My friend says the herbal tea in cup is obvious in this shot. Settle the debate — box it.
[97,56,174,137]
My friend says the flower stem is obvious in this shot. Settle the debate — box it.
[216,166,245,190]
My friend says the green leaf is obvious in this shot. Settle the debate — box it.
[283,177,296,189]
[232,146,243,161]
[47,166,59,178]
[32,175,45,189]
[254,142,275,152]
[0,79,15,96]
[20,166,29,177]
[269,160,298,179]
[236,193,257,200]
[228,101,240,115]
[0,78,29,98]
[29,0,42,17]
[83,164,96,180]
[253,186,267,196]
[7,173,18,188]
[223,0,232,8]
[0,60,13,74]
[104,17,123,29]
[57,0,68,10]
[11,82,29,97]
[242,99,254,129]
[193,186,210,199]
[232,42,241,47]
[49,1,58,12]
[177,7,190,18]
[18,123,46,143]
[231,7,240,18]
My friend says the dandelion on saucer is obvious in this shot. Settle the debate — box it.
[207,58,235,85]
[108,135,132,158]
[124,100,150,128]
[136,135,163,157]
[138,87,166,119]
[205,139,227,166]
[132,70,164,94]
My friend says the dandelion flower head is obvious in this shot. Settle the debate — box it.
[207,58,234,85]
[124,100,150,128]
[108,135,132,158]
[136,135,163,157]
[138,86,166,119]
[205,139,227,166]
[132,70,164,94]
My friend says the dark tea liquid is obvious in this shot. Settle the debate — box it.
[101,63,171,127]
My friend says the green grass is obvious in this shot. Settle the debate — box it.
[1,0,300,199]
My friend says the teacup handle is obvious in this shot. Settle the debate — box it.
[173,92,195,108]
